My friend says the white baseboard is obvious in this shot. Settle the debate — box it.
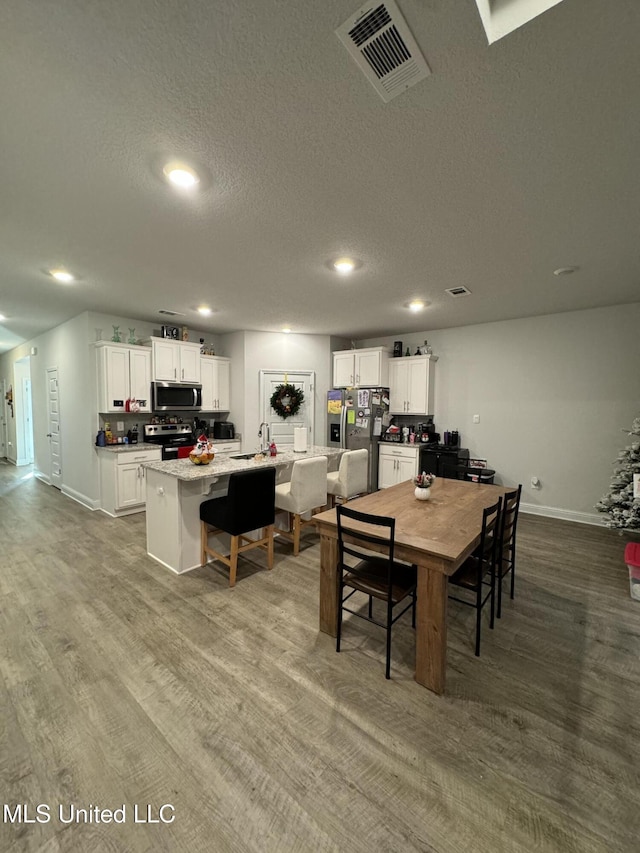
[520,502,605,527]
[34,469,50,484]
[61,484,101,511]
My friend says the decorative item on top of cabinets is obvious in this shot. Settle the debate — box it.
[128,328,136,345]
[332,346,389,388]
[388,353,437,416]
[112,325,121,342]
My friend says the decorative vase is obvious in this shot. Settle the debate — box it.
[415,486,431,501]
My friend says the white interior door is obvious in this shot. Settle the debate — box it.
[46,367,62,489]
[260,370,315,450]
[22,377,34,463]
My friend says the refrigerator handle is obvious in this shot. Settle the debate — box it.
[340,400,347,449]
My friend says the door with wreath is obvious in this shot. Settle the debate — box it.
[259,370,315,450]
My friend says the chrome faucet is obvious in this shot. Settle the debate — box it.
[258,422,270,452]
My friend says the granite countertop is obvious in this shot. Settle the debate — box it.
[143,445,343,481]
[95,443,160,453]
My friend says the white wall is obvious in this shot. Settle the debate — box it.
[220,331,334,453]
[360,303,640,522]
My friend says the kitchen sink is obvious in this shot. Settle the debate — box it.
[230,452,264,460]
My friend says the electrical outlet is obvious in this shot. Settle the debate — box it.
[116,421,124,432]
[472,414,480,424]
[531,476,540,489]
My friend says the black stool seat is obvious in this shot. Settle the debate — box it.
[200,467,276,587]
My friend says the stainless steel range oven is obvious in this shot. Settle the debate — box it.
[143,423,195,460]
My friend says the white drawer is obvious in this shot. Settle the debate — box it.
[212,441,241,453]
[116,449,162,465]
[379,444,420,459]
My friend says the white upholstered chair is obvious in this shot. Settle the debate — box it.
[275,456,328,555]
[326,448,369,507]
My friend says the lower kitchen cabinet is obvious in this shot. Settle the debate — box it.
[378,444,420,489]
[98,448,162,516]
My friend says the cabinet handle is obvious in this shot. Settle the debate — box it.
[356,374,360,384]
[174,368,177,379]
[182,368,184,379]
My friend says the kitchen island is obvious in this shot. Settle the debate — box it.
[144,445,344,574]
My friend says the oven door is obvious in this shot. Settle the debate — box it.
[152,382,202,411]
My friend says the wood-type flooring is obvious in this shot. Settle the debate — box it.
[1,461,639,852]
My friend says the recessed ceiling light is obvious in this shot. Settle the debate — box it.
[282,327,292,334]
[553,266,579,276]
[163,162,199,188]
[49,269,75,283]
[408,300,426,312]
[197,306,212,316]
[0,313,6,321]
[333,257,356,275]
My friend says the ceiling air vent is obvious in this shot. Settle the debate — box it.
[336,1,430,103]
[157,309,186,317]
[445,286,472,298]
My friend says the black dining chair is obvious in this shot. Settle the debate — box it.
[336,504,417,679]
[199,467,276,587]
[497,485,522,618]
[448,497,502,656]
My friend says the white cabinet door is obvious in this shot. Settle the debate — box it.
[389,360,408,414]
[129,348,151,411]
[397,456,417,483]
[333,352,354,387]
[355,349,388,386]
[200,357,231,411]
[389,356,435,415]
[116,463,143,508]
[200,357,215,410]
[179,344,201,383]
[105,347,129,412]
[153,340,180,381]
[214,358,230,410]
[378,452,398,489]
[97,344,150,413]
[406,358,428,414]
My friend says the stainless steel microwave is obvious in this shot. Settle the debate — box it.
[152,381,202,411]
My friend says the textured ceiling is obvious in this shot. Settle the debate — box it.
[0,0,638,352]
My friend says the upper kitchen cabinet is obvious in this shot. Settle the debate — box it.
[96,342,151,413]
[389,354,436,415]
[332,347,389,388]
[200,356,231,411]
[149,337,201,383]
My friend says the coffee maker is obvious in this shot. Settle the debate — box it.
[418,418,437,443]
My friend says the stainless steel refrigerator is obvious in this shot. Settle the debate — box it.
[327,388,390,492]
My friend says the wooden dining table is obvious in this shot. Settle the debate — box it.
[314,477,510,694]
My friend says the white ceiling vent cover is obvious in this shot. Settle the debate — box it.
[445,286,472,297]
[336,1,431,103]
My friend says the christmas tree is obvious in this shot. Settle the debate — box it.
[596,417,640,531]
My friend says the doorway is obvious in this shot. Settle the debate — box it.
[14,357,35,466]
[259,370,315,450]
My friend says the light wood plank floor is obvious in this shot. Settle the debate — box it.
[1,462,639,852]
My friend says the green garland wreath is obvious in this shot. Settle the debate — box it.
[270,383,304,419]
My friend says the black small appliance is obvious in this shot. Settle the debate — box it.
[213,421,235,440]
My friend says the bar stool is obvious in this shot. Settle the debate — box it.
[200,467,276,587]
[274,456,328,555]
[326,448,369,507]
